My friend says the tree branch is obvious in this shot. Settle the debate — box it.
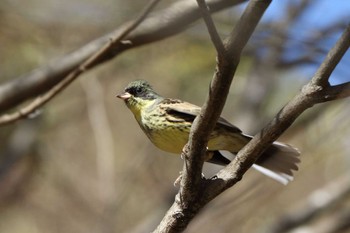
[154,18,350,233]
[205,24,350,199]
[185,0,271,199]
[321,82,350,101]
[312,24,350,87]
[0,0,246,114]
[154,1,272,232]
[0,0,162,126]
[196,0,225,54]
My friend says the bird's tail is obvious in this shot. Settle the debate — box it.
[253,141,300,185]
[208,141,300,185]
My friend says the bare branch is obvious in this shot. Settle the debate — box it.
[0,0,162,126]
[204,23,350,199]
[184,0,271,195]
[225,0,271,59]
[196,0,225,54]
[184,0,272,189]
[84,0,163,69]
[154,1,272,232]
[312,24,350,87]
[321,82,350,101]
[158,23,350,227]
[0,0,246,114]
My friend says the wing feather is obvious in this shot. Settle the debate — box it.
[160,98,242,133]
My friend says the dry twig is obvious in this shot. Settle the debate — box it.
[0,0,246,115]
[0,0,162,126]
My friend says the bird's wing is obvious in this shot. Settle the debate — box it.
[161,98,242,133]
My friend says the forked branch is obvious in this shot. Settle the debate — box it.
[154,1,350,231]
[154,1,272,232]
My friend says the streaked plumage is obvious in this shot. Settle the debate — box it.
[117,80,300,184]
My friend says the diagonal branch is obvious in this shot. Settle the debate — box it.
[0,0,162,126]
[196,0,225,54]
[204,24,350,199]
[312,24,350,87]
[320,82,350,101]
[0,0,246,115]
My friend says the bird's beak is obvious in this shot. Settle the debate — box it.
[116,92,132,100]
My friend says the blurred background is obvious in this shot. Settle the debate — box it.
[0,0,350,232]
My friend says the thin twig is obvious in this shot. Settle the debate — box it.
[196,0,225,54]
[312,24,350,87]
[321,82,350,101]
[0,0,246,114]
[0,0,162,126]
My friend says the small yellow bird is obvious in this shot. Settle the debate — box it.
[117,80,300,184]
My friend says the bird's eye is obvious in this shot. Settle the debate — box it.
[136,87,142,94]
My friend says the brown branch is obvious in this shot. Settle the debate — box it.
[321,82,350,101]
[224,0,271,59]
[312,24,350,87]
[153,1,272,232]
[204,25,350,199]
[184,0,272,197]
[0,0,162,126]
[196,0,225,54]
[0,0,246,115]
[154,19,350,233]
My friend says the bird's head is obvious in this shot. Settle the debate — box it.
[117,80,161,111]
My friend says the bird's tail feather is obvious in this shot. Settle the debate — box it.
[251,164,294,185]
[208,142,300,185]
[255,141,300,180]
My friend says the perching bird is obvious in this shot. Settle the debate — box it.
[117,80,300,184]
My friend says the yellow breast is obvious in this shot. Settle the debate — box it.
[141,116,191,153]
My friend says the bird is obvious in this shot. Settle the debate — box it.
[117,80,300,185]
